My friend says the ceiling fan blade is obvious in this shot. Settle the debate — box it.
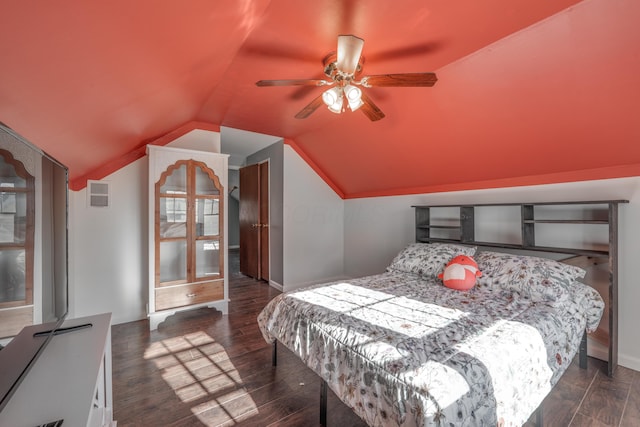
[361,72,437,87]
[256,79,330,87]
[359,92,385,121]
[336,35,364,75]
[295,94,325,119]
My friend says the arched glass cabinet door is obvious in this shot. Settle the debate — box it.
[193,163,223,281]
[155,159,223,288]
[0,149,34,318]
[157,162,188,286]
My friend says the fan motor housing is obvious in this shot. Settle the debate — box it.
[323,52,364,80]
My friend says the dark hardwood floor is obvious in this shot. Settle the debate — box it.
[112,252,640,426]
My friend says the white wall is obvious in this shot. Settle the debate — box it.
[69,157,148,324]
[282,145,345,290]
[344,177,640,371]
[169,129,221,152]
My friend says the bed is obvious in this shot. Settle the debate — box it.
[257,243,605,426]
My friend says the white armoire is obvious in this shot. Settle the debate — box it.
[147,145,228,330]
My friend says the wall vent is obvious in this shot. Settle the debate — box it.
[87,180,110,208]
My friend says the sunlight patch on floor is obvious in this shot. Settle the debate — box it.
[144,331,259,425]
[192,388,260,426]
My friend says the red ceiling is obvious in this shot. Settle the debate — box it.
[1,0,639,196]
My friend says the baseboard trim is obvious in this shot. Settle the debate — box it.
[588,337,640,372]
[620,353,640,372]
[286,275,351,292]
[269,280,283,292]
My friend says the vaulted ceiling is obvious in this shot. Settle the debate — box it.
[1,0,639,197]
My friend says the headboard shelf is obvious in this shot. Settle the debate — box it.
[413,200,628,377]
[418,237,609,257]
[523,219,609,225]
[411,200,628,208]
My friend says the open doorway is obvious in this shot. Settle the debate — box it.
[220,127,281,282]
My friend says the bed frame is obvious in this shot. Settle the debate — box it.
[269,200,626,426]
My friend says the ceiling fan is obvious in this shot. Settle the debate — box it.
[256,35,438,121]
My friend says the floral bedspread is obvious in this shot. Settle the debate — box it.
[257,272,604,426]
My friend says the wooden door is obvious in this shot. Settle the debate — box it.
[239,162,269,280]
[239,164,259,278]
[259,162,269,279]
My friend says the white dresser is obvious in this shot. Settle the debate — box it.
[0,313,113,427]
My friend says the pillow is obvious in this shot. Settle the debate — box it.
[387,243,476,278]
[474,251,586,303]
[438,255,482,291]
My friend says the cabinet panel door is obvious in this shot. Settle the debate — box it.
[160,164,187,193]
[159,197,187,238]
[195,199,220,236]
[194,165,220,196]
[195,239,221,279]
[159,240,187,284]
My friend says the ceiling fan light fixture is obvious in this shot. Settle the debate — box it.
[348,98,364,112]
[322,87,343,114]
[344,84,363,111]
[322,86,341,105]
[327,100,343,114]
[344,84,361,101]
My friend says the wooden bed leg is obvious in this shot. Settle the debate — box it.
[320,379,328,427]
[272,341,277,367]
[535,404,544,427]
[579,330,587,369]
